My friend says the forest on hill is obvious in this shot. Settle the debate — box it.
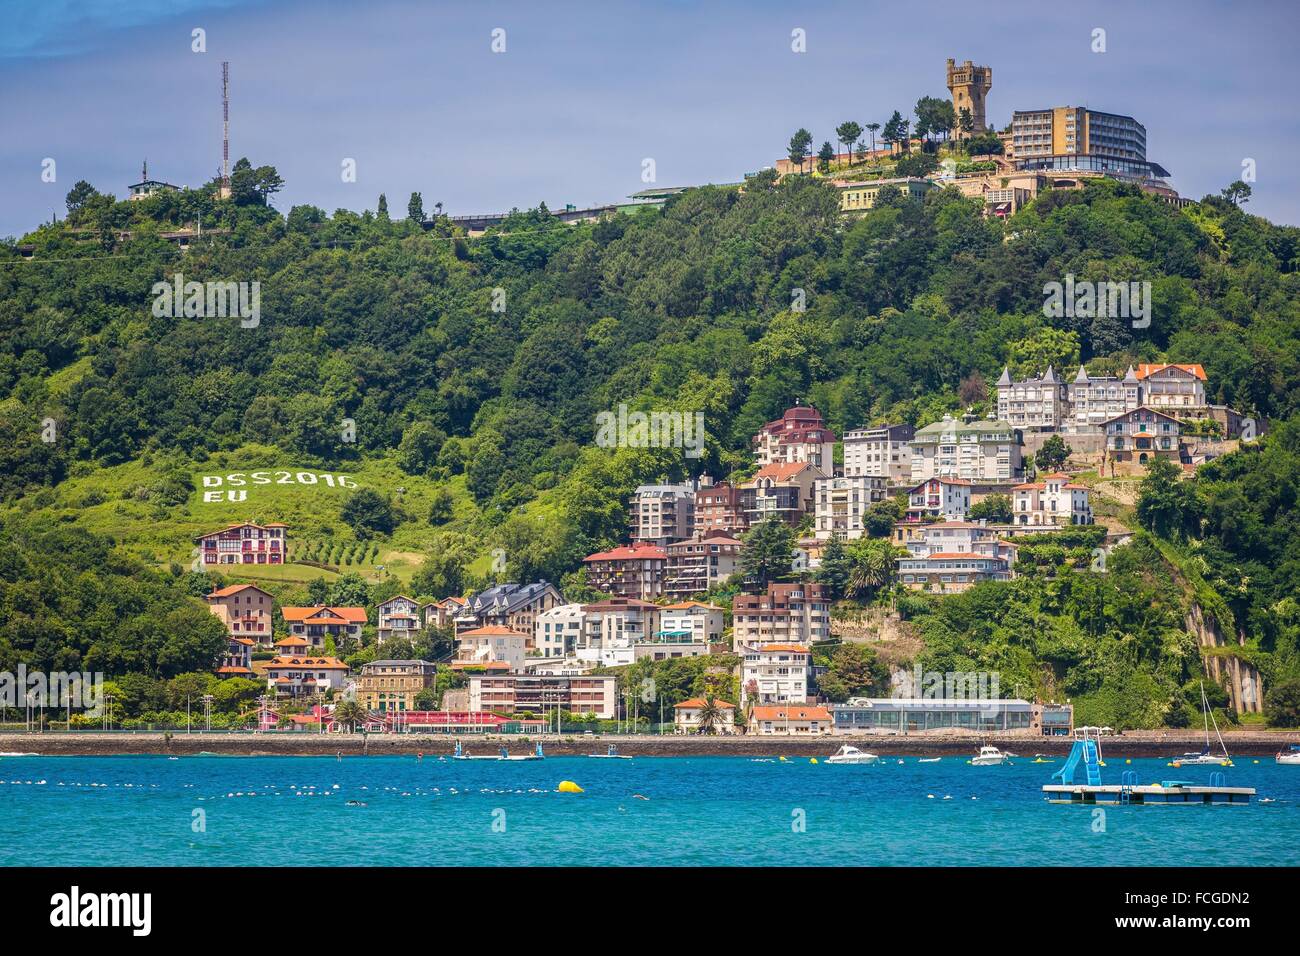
[2,164,1300,727]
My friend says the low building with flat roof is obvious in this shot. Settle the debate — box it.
[830,697,1073,735]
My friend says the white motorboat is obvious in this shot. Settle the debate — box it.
[970,745,1014,766]
[1275,746,1300,766]
[918,757,941,763]
[825,745,879,765]
[1168,682,1232,766]
[587,744,632,759]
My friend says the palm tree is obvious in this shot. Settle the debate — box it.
[333,699,366,733]
[846,540,895,600]
[696,694,724,735]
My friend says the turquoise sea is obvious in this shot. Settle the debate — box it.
[1,754,1297,866]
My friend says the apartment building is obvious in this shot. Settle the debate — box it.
[534,604,586,658]
[454,626,528,672]
[996,366,1068,430]
[740,643,812,706]
[657,601,726,644]
[454,582,564,637]
[694,480,748,536]
[355,660,437,712]
[194,521,287,566]
[752,405,835,471]
[1010,473,1093,526]
[204,583,274,647]
[281,606,366,650]
[813,475,887,539]
[264,656,350,696]
[582,543,667,601]
[909,414,1022,482]
[731,582,831,646]
[1069,365,1142,430]
[842,423,914,482]
[376,595,422,644]
[740,462,824,527]
[1102,407,1183,470]
[905,477,972,522]
[629,482,696,545]
[468,674,617,718]
[897,522,1018,593]
[664,534,742,598]
[1011,107,1167,180]
[579,598,660,666]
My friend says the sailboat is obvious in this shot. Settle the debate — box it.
[1169,682,1232,766]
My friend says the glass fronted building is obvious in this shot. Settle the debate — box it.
[830,697,1073,735]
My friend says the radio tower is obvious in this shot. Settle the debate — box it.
[219,61,231,199]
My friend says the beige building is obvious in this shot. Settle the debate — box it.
[629,483,696,545]
[1135,364,1208,416]
[842,423,914,482]
[664,534,742,598]
[579,598,660,666]
[897,522,1018,593]
[996,366,1068,431]
[813,475,887,539]
[204,583,274,648]
[657,601,726,644]
[355,660,437,713]
[741,461,824,527]
[909,414,1022,482]
[469,674,617,718]
[732,583,831,647]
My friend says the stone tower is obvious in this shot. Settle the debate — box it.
[946,58,992,138]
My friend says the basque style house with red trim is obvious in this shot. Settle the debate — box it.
[194,521,288,565]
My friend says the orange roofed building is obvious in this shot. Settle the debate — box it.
[752,405,835,471]
[205,583,274,648]
[749,704,833,736]
[194,522,288,566]
[264,656,350,696]
[281,606,367,650]
[582,542,667,601]
[674,698,737,734]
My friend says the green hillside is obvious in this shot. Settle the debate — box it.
[3,165,1300,728]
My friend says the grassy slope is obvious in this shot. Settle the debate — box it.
[12,442,476,591]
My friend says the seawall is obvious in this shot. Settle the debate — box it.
[3,731,1298,758]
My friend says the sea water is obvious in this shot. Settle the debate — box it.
[0,755,1296,866]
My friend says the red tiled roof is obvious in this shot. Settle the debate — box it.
[674,698,736,710]
[459,625,529,638]
[206,583,272,599]
[281,606,367,624]
[750,462,818,482]
[750,705,831,721]
[583,543,666,562]
[1135,363,1206,381]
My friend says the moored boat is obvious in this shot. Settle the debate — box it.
[971,745,1014,766]
[825,744,879,765]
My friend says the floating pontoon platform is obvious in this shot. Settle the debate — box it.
[1044,733,1254,805]
[1042,781,1254,805]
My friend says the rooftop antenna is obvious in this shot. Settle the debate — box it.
[220,61,231,198]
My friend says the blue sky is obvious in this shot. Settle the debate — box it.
[2,0,1297,237]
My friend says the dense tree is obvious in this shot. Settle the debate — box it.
[740,519,795,587]
[1035,435,1073,471]
[340,488,396,539]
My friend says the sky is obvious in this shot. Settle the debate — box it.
[2,0,1298,238]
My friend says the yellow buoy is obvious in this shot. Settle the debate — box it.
[557,781,583,794]
[778,756,787,762]
[810,758,818,764]
[1125,758,1131,764]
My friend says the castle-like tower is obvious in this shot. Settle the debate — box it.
[946,58,992,138]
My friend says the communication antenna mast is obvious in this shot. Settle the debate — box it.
[220,61,231,198]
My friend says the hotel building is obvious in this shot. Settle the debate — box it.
[468,673,617,719]
[355,660,438,713]
[752,405,835,471]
